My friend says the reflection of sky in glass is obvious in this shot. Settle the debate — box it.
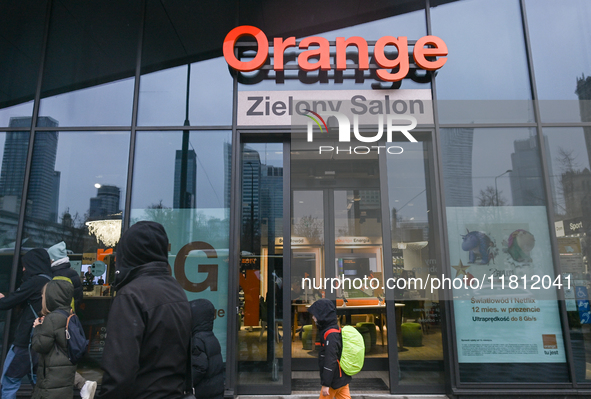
[468,129,544,207]
[39,78,135,126]
[138,57,233,126]
[292,190,323,235]
[386,142,429,223]
[53,132,130,218]
[244,143,283,167]
[132,131,231,209]
[431,0,531,100]
[526,0,591,100]
[0,102,34,128]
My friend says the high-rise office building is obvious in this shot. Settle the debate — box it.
[0,116,59,221]
[510,134,554,206]
[89,185,121,219]
[173,149,197,208]
[260,164,283,237]
[440,128,474,207]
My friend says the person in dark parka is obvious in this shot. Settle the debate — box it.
[308,299,352,399]
[98,221,192,399]
[31,279,77,399]
[190,299,224,399]
[0,248,52,398]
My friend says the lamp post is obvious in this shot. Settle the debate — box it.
[495,169,512,206]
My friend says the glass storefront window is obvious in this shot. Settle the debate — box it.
[0,130,30,356]
[238,141,284,386]
[131,130,231,366]
[441,128,568,382]
[39,0,140,126]
[385,137,444,385]
[431,0,534,124]
[39,79,135,127]
[20,130,130,382]
[543,127,591,382]
[138,57,233,126]
[525,0,591,123]
[290,130,390,389]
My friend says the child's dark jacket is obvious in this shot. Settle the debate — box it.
[190,298,225,399]
[308,299,352,389]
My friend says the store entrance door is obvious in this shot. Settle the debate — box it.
[290,142,393,392]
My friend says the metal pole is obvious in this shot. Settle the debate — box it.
[246,162,255,253]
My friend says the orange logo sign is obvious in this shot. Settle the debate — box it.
[223,25,447,82]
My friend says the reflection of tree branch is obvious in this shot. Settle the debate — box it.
[294,215,322,244]
[477,186,506,207]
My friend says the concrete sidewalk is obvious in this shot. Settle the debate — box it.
[238,395,449,399]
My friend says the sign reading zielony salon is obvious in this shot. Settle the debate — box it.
[223,25,448,82]
[237,89,433,126]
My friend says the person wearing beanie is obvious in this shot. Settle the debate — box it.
[0,248,52,399]
[47,242,97,399]
[98,221,192,399]
[190,299,224,399]
[47,242,83,311]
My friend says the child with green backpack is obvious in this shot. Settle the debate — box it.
[308,299,364,399]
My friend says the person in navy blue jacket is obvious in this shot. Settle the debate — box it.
[0,248,52,399]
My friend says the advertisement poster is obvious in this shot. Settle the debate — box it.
[131,208,229,361]
[447,206,566,363]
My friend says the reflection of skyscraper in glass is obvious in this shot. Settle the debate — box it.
[50,171,60,222]
[510,134,553,206]
[243,147,261,226]
[260,164,283,237]
[224,142,232,210]
[441,128,474,207]
[0,116,60,221]
[173,149,196,208]
[576,75,591,168]
[89,185,121,219]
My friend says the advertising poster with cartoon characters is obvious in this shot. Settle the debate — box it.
[447,206,566,363]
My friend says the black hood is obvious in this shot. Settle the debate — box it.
[114,221,169,289]
[22,248,52,279]
[308,299,338,331]
[190,298,215,333]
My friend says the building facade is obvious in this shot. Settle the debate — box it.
[1,0,590,397]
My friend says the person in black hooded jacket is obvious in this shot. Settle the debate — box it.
[0,248,52,398]
[98,221,192,399]
[307,299,352,399]
[190,299,224,399]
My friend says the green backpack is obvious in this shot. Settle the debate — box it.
[323,325,365,376]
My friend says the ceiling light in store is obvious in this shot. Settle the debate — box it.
[86,219,122,247]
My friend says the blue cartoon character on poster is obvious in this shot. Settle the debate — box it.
[506,229,535,263]
[461,229,495,265]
